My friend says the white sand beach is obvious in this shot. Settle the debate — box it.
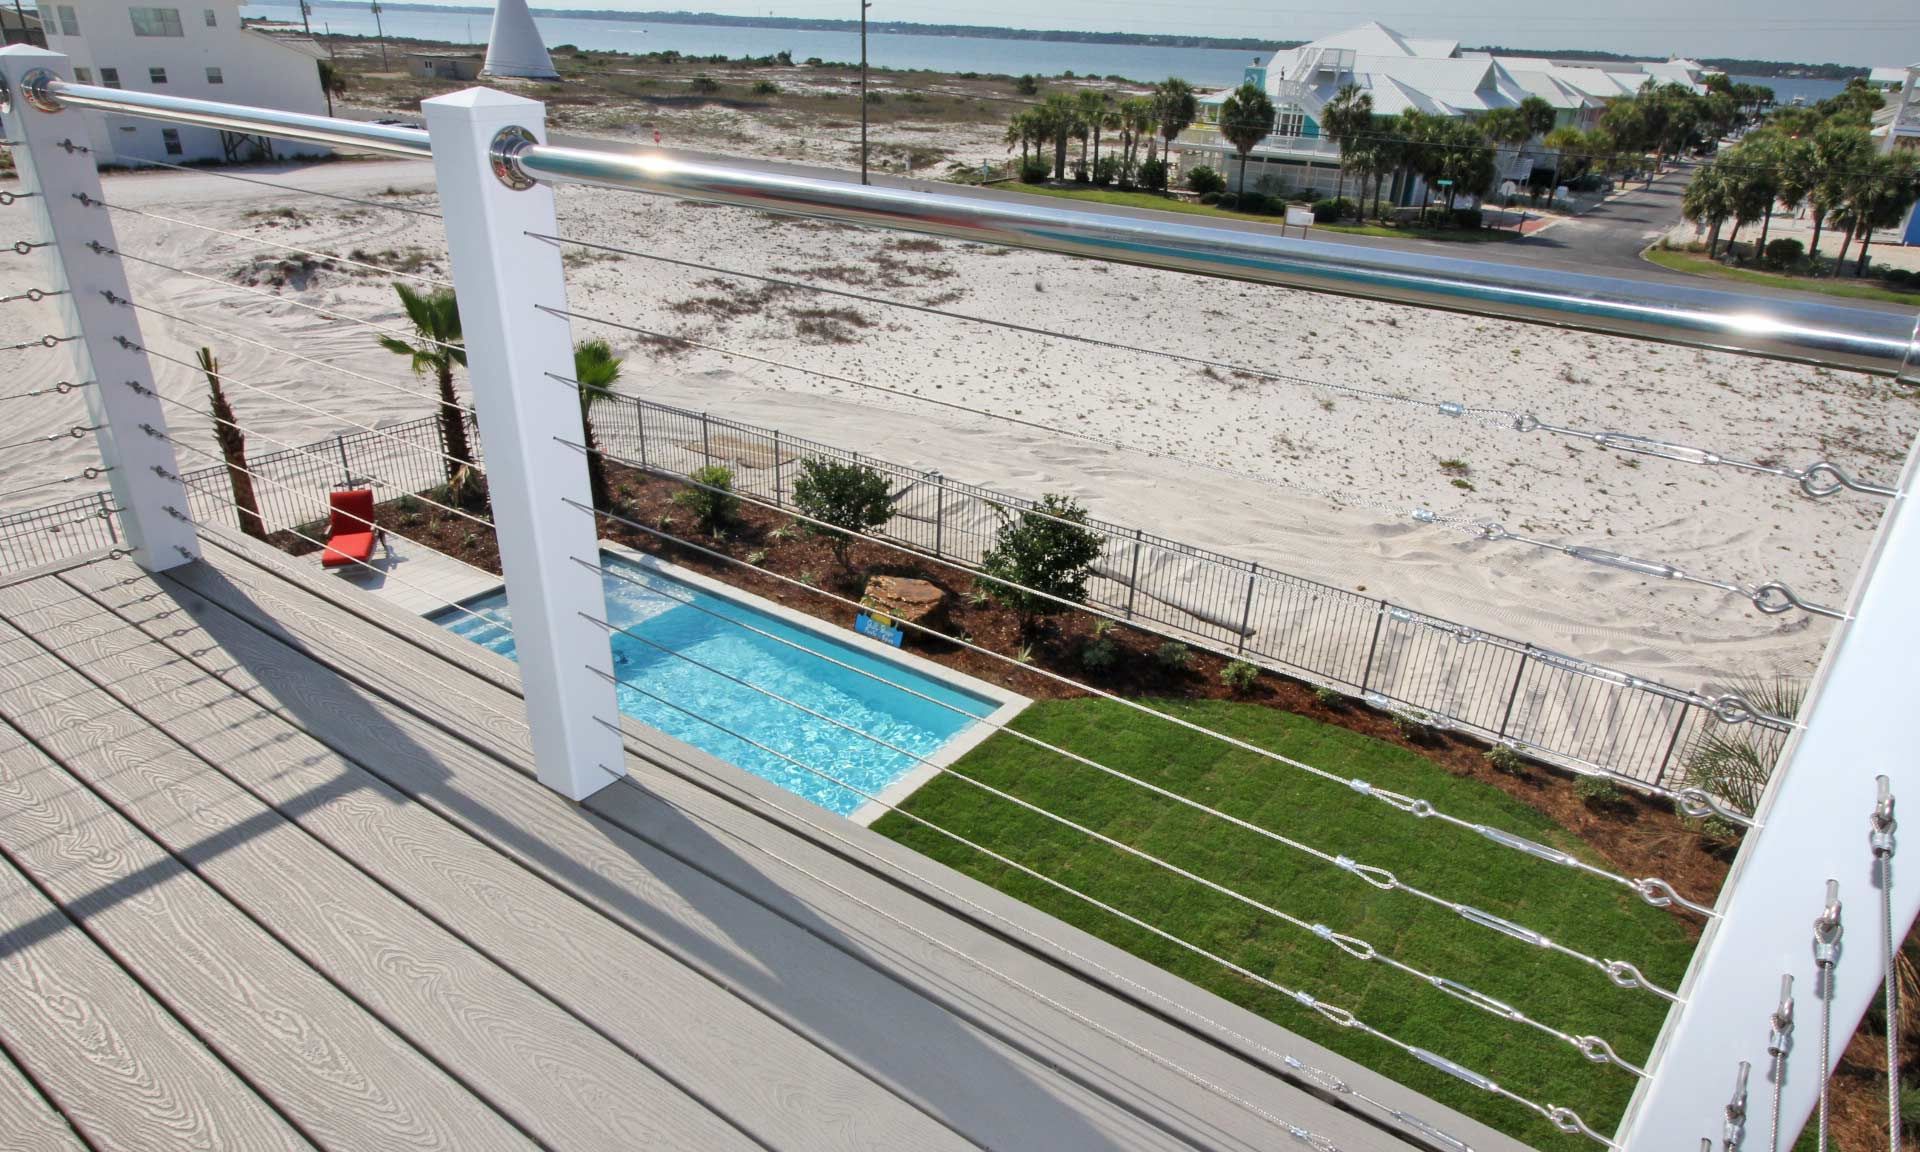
[1,156,1910,697]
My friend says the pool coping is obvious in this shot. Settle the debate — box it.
[437,542,1029,827]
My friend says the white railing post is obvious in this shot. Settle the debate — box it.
[0,45,198,571]
[422,88,624,801]
[1620,429,1920,1146]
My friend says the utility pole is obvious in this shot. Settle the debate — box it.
[298,0,311,36]
[370,1,387,71]
[859,0,870,185]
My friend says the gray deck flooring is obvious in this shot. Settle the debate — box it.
[0,532,1531,1152]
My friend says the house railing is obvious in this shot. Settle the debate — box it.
[5,51,1919,1151]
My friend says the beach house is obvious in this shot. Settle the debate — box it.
[30,0,327,163]
[1174,21,1711,203]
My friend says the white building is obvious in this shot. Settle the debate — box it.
[1177,21,1712,203]
[33,0,328,164]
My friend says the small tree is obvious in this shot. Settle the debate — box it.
[1153,77,1199,164]
[673,464,739,534]
[979,494,1104,632]
[791,457,892,571]
[316,60,346,118]
[573,338,623,512]
[1218,82,1276,198]
[376,282,470,482]
[198,347,266,540]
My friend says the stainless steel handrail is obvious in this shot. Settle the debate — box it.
[21,74,1920,384]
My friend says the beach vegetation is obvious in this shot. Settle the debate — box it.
[674,464,740,533]
[1220,659,1260,695]
[1155,640,1192,670]
[1185,164,1225,196]
[980,493,1104,631]
[376,283,472,484]
[572,339,624,513]
[791,457,893,571]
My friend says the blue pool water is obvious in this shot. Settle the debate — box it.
[436,556,997,816]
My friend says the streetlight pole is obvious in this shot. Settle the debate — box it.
[370,1,387,71]
[859,0,870,185]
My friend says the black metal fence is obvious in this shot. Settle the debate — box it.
[590,395,1794,789]
[0,398,1792,790]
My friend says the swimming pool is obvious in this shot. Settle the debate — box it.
[435,553,1009,817]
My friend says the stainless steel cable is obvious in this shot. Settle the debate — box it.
[0,467,112,501]
[121,336,485,478]
[560,489,1722,916]
[1520,417,1898,500]
[3,332,79,351]
[1479,523,1847,623]
[0,288,66,305]
[108,293,479,419]
[94,241,470,359]
[559,431,1754,837]
[146,390,493,535]
[0,381,91,403]
[533,230,1516,425]
[108,154,443,219]
[1766,975,1794,1152]
[1872,777,1900,1152]
[587,686,1615,1146]
[80,197,457,289]
[574,550,1683,1007]
[1725,1061,1750,1152]
[576,588,1651,1068]
[0,424,100,453]
[540,312,1485,530]
[1813,881,1843,1152]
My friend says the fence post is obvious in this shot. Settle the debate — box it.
[635,398,649,469]
[1236,563,1257,653]
[1617,430,1920,1147]
[772,429,784,507]
[701,411,712,465]
[423,87,624,802]
[97,490,118,543]
[335,433,352,487]
[930,470,944,559]
[1653,703,1690,786]
[1124,527,1144,620]
[1,47,199,572]
[1496,650,1529,738]
[1358,599,1388,692]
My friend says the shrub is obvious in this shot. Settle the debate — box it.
[1155,641,1192,670]
[791,457,892,570]
[1576,776,1626,809]
[689,75,720,94]
[979,494,1105,630]
[1081,635,1118,671]
[1313,685,1344,708]
[1093,154,1121,186]
[1137,158,1169,191]
[673,464,739,532]
[1450,207,1483,230]
[1186,165,1226,196]
[1765,238,1804,268]
[1237,191,1271,215]
[1220,659,1260,695]
[1884,267,1916,288]
[1014,73,1040,95]
[1018,156,1052,184]
[1072,162,1090,183]
[1682,676,1804,814]
[1483,744,1526,774]
[1390,711,1430,740]
[1198,191,1221,205]
[1311,197,1352,223]
[1216,192,1239,211]
[751,79,780,95]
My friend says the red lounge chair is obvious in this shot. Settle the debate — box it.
[321,488,386,569]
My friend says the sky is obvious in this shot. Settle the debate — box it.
[394,0,1920,67]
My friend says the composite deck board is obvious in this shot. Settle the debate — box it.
[46,561,972,1152]
[0,1044,87,1152]
[0,580,769,1152]
[0,727,315,1152]
[0,627,540,1152]
[166,545,1240,1150]
[180,533,1462,1152]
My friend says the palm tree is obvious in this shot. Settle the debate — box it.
[198,347,266,540]
[1117,96,1155,182]
[1681,160,1735,256]
[1040,92,1078,180]
[1074,90,1108,176]
[316,60,346,118]
[1518,95,1558,140]
[1319,83,1373,214]
[1217,82,1276,199]
[376,282,471,482]
[1476,106,1530,206]
[1803,124,1871,272]
[573,339,624,512]
[1848,151,1920,276]
[1153,77,1198,166]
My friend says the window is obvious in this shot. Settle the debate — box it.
[203,7,216,26]
[149,67,167,84]
[99,67,121,89]
[56,4,78,36]
[129,7,184,37]
[73,67,91,82]
[162,128,183,156]
[205,66,223,84]
[35,5,54,35]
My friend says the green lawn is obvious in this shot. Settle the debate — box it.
[871,698,1698,1150]
[1643,246,1920,306]
[998,182,1515,243]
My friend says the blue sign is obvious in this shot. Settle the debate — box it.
[856,612,905,647]
[1244,65,1268,89]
